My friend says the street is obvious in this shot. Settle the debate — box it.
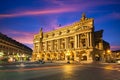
[0,63,120,80]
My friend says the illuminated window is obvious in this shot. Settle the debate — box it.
[81,39,86,47]
[67,30,70,33]
[52,33,55,36]
[71,42,74,48]
[59,31,62,35]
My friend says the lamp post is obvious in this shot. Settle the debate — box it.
[66,50,70,64]
[107,50,111,53]
[107,50,111,62]
[22,54,25,61]
[19,54,25,67]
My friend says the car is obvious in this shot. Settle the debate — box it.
[37,60,45,64]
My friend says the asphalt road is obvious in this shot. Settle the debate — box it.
[0,63,120,80]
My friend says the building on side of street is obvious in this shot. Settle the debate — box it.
[94,30,111,62]
[32,13,110,63]
[111,50,120,63]
[112,50,120,59]
[0,32,32,62]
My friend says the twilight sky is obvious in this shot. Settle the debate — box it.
[0,0,120,50]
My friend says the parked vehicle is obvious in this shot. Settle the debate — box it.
[36,60,45,64]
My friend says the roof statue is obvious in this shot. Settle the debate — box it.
[39,27,43,38]
[81,13,86,20]
[39,27,43,32]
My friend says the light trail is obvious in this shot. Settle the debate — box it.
[0,65,63,72]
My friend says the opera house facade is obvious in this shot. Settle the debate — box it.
[32,13,110,63]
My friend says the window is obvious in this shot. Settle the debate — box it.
[67,30,70,33]
[52,33,55,36]
[46,34,48,38]
[81,39,86,47]
[59,31,62,35]
[71,42,74,48]
[81,56,87,61]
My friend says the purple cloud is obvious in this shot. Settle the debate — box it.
[111,45,120,50]
[1,0,119,18]
[2,29,35,44]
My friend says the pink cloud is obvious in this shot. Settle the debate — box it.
[2,29,35,45]
[1,0,118,18]
[0,7,78,18]
[111,45,120,50]
[0,29,35,49]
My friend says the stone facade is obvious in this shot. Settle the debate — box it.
[32,13,110,63]
[0,32,32,61]
[112,50,120,59]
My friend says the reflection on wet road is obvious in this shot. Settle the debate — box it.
[0,64,120,80]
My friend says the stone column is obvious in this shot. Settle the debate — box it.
[87,33,89,47]
[45,41,47,51]
[74,51,77,61]
[75,35,77,49]
[51,40,54,50]
[89,32,92,47]
[78,34,80,48]
[57,39,60,50]
[37,43,39,53]
[87,50,93,63]
[36,41,39,53]
[39,38,42,52]
[44,53,47,61]
[67,37,69,49]
[77,35,78,48]
[33,43,36,53]
[65,37,68,49]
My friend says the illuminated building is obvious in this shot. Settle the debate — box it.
[32,13,110,63]
[0,32,32,61]
[111,50,120,63]
[112,50,120,59]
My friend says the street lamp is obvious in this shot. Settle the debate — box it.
[22,54,25,61]
[107,50,111,54]
[19,54,25,67]
[107,50,111,62]
[66,50,70,64]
